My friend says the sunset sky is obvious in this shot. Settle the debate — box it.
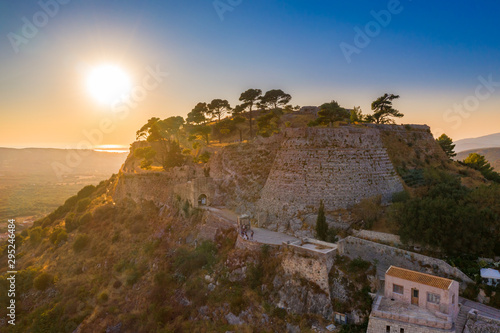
[1,0,500,148]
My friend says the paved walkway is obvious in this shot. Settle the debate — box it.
[206,206,298,245]
[459,297,500,320]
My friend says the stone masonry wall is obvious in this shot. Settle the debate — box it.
[338,237,473,287]
[463,311,500,333]
[257,127,404,232]
[112,166,212,208]
[367,316,456,333]
[281,250,334,295]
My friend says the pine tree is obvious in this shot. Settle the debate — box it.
[315,200,328,241]
[436,134,456,158]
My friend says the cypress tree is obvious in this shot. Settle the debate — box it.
[316,200,328,241]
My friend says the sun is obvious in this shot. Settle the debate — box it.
[86,65,132,105]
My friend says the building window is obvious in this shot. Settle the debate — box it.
[427,292,441,304]
[400,329,404,333]
[393,284,404,294]
[452,294,455,304]
[334,313,347,325]
[386,326,390,333]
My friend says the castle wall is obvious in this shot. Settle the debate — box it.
[338,237,473,287]
[113,167,214,208]
[281,248,335,296]
[257,127,404,231]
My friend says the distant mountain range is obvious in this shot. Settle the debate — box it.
[0,147,127,182]
[454,132,500,152]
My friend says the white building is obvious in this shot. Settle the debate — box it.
[480,268,500,287]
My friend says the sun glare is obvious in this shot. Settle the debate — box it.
[86,65,132,105]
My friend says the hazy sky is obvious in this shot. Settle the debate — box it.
[1,0,500,148]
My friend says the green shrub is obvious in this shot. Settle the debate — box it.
[126,269,140,286]
[392,191,410,203]
[98,292,109,303]
[56,231,68,245]
[65,213,77,232]
[78,212,92,226]
[272,307,287,320]
[33,272,54,291]
[173,241,218,278]
[76,198,91,212]
[348,258,371,274]
[49,229,67,245]
[198,151,211,163]
[77,185,96,199]
[29,227,44,245]
[73,234,90,253]
[93,204,115,221]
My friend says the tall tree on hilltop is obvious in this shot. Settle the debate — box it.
[187,103,211,145]
[239,88,262,139]
[315,100,350,125]
[315,200,328,241]
[208,99,231,123]
[186,102,209,125]
[350,106,365,123]
[136,117,161,140]
[436,134,457,158]
[134,118,185,169]
[259,89,292,111]
[368,93,404,124]
[232,105,247,142]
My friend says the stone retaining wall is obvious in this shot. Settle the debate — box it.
[464,310,500,333]
[338,237,473,287]
[367,315,455,333]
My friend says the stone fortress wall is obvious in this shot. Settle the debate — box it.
[257,126,405,232]
[338,236,473,287]
[116,125,439,237]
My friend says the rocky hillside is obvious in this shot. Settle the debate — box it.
[0,172,376,332]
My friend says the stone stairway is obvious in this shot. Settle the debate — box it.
[454,305,471,333]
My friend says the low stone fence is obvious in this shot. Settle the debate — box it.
[353,230,401,246]
[338,236,473,287]
[371,297,453,330]
[235,235,266,251]
[464,309,500,333]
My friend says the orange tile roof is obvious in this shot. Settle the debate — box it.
[386,266,453,290]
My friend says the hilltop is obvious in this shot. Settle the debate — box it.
[1,103,499,332]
